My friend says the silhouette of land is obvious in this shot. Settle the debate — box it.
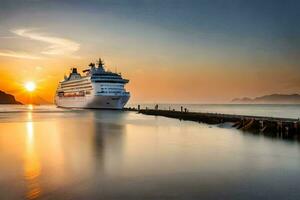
[0,90,22,104]
[232,94,300,104]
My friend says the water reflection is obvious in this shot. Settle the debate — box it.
[92,111,125,176]
[28,104,33,111]
[1,107,300,199]
[24,112,41,199]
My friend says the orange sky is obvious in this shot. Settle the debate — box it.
[0,55,299,104]
[0,1,299,104]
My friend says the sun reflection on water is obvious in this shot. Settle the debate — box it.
[28,104,33,110]
[24,112,42,199]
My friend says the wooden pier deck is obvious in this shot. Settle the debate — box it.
[125,107,300,138]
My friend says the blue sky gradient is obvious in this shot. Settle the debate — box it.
[0,0,299,102]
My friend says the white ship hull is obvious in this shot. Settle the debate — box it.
[55,58,130,109]
[55,94,130,109]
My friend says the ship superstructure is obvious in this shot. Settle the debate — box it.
[55,58,130,109]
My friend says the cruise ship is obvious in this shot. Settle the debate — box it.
[55,58,130,109]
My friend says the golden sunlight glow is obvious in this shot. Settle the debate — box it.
[25,82,36,92]
[24,112,42,199]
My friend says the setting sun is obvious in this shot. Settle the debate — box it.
[24,81,36,92]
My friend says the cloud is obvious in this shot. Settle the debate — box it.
[0,50,41,59]
[12,29,80,55]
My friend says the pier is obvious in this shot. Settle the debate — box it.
[125,107,300,139]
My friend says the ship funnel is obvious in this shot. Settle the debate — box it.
[72,68,78,74]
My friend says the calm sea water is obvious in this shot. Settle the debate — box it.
[1,105,300,199]
[129,104,300,119]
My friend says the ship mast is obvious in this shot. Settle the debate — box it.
[97,58,105,72]
[98,58,104,67]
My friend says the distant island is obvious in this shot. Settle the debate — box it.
[232,94,300,104]
[0,90,22,104]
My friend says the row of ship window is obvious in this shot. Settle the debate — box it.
[61,86,92,90]
[60,87,93,93]
[57,91,91,97]
[59,87,123,94]
[61,84,124,89]
[61,82,124,88]
[57,90,127,97]
[97,91,125,94]
[61,79,89,85]
[61,82,90,88]
[100,88,124,90]
[62,78,123,85]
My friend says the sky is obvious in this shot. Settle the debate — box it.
[0,0,299,103]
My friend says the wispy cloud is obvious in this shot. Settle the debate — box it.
[0,28,80,59]
[0,50,41,59]
[12,29,80,56]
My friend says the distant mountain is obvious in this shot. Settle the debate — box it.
[232,94,300,104]
[0,90,22,104]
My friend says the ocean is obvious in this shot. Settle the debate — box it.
[0,104,300,199]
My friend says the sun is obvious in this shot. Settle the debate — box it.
[24,81,36,92]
